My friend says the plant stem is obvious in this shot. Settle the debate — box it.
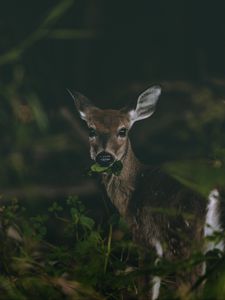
[104,224,112,273]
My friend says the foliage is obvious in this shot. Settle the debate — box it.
[88,161,123,176]
[164,159,225,197]
[0,196,139,299]
[0,196,225,300]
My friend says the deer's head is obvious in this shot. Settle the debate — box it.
[70,86,161,167]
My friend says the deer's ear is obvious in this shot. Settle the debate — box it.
[129,86,161,126]
[67,89,94,121]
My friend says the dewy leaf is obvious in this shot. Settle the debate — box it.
[164,159,225,197]
[88,161,123,176]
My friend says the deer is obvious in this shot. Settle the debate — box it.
[69,86,224,299]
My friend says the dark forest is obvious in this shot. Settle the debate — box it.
[0,1,225,299]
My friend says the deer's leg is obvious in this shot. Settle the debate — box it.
[150,239,163,300]
[152,275,161,300]
[137,240,163,300]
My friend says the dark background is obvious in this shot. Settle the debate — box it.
[0,0,225,209]
[2,0,225,94]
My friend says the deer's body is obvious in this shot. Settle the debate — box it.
[70,86,224,299]
[103,152,205,261]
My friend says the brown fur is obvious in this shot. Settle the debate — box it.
[72,89,208,299]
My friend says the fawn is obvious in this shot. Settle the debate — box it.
[70,86,224,299]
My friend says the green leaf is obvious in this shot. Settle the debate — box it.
[88,160,123,176]
[48,202,63,213]
[164,159,225,197]
[79,215,95,231]
[90,164,109,173]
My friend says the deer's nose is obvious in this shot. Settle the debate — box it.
[96,151,115,167]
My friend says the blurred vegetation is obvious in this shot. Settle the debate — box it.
[1,196,225,300]
[1,0,225,299]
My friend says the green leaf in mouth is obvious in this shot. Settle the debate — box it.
[88,160,123,176]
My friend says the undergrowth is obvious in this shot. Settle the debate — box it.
[0,196,225,300]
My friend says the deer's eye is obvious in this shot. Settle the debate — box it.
[89,127,97,138]
[118,127,127,137]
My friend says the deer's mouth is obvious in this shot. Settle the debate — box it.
[95,151,115,167]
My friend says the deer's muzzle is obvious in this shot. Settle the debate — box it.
[96,151,115,167]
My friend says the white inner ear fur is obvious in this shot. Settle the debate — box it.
[129,86,161,127]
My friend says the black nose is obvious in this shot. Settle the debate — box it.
[96,152,114,167]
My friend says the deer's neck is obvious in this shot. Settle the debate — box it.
[102,140,141,217]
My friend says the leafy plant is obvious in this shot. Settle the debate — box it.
[1,195,225,299]
[164,158,225,197]
[88,161,123,176]
[0,196,139,299]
